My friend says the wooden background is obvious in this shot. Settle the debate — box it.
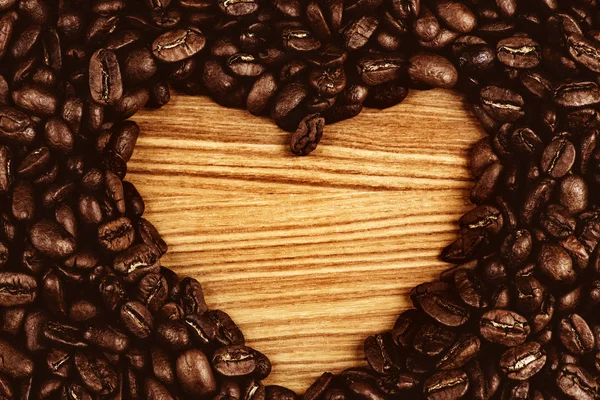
[129,89,483,393]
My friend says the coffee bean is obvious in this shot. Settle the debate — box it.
[43,320,88,349]
[554,81,600,109]
[408,53,457,88]
[480,309,530,347]
[145,377,175,400]
[499,342,546,380]
[0,339,33,378]
[422,369,469,400]
[152,28,206,62]
[83,325,129,354]
[89,49,123,106]
[411,282,470,327]
[538,243,576,284]
[113,243,160,283]
[119,301,153,339]
[74,351,118,395]
[496,37,541,69]
[559,314,595,355]
[364,332,401,374]
[212,345,260,377]
[557,364,598,400]
[341,16,378,51]
[290,114,324,156]
[480,86,525,122]
[176,349,217,396]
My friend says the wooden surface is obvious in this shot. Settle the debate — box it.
[129,89,484,393]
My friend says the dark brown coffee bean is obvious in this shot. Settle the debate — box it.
[98,217,135,252]
[540,205,576,239]
[83,325,129,354]
[69,300,98,322]
[0,339,34,378]
[11,179,34,221]
[480,86,525,122]
[499,342,546,380]
[436,334,480,371]
[0,106,36,145]
[119,301,153,339]
[411,282,470,327]
[408,53,458,88]
[538,243,576,284]
[247,73,278,116]
[151,346,174,386]
[422,369,469,400]
[567,34,600,73]
[480,309,530,346]
[46,348,72,378]
[113,243,160,283]
[556,364,598,400]
[152,28,206,62]
[341,16,378,51]
[89,49,123,106]
[357,54,405,86]
[290,114,324,156]
[145,377,175,400]
[554,81,600,108]
[212,345,261,377]
[74,352,118,395]
[364,332,401,374]
[43,321,87,348]
[176,349,216,396]
[413,7,439,42]
[30,219,76,258]
[497,37,541,69]
[559,314,595,355]
[137,218,167,257]
[540,138,576,178]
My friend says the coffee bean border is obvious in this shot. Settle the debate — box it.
[0,0,598,399]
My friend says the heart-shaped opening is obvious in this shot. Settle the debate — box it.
[131,89,481,391]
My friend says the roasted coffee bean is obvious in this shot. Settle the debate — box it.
[212,345,261,377]
[119,301,153,339]
[554,81,600,109]
[180,276,208,315]
[89,49,123,106]
[480,309,530,346]
[83,325,129,354]
[559,314,595,355]
[497,37,541,69]
[411,282,470,326]
[413,7,439,42]
[113,243,160,283]
[176,349,217,396]
[480,86,525,122]
[137,218,167,257]
[74,351,118,395]
[290,114,324,156]
[0,106,36,145]
[538,243,576,284]
[152,28,206,62]
[145,377,174,400]
[422,369,469,400]
[69,300,98,322]
[151,346,175,385]
[341,16,378,51]
[364,332,401,374]
[499,341,546,380]
[540,138,576,178]
[556,364,598,400]
[43,321,87,348]
[408,53,457,89]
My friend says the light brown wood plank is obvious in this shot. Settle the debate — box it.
[128,89,483,392]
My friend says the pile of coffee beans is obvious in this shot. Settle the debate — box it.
[2,0,600,399]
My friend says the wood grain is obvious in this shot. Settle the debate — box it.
[128,89,484,393]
